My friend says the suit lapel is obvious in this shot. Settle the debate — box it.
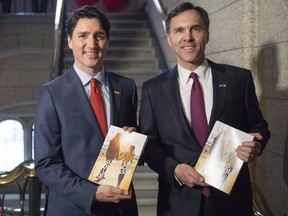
[208,60,229,132]
[161,66,195,140]
[65,69,104,140]
[106,72,122,126]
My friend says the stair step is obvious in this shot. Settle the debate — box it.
[138,206,157,216]
[107,13,146,21]
[64,47,154,59]
[106,47,154,58]
[135,189,158,197]
[104,59,158,70]
[137,197,157,206]
[110,69,161,75]
[108,37,152,47]
[111,29,150,38]
[110,20,147,28]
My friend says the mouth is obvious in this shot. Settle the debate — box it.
[183,45,196,50]
[84,51,99,57]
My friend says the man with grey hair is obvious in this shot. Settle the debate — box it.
[140,2,270,216]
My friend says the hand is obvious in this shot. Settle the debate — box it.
[122,126,136,133]
[236,133,263,163]
[174,163,208,188]
[95,185,132,203]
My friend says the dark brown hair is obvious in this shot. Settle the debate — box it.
[165,2,210,34]
[67,5,111,39]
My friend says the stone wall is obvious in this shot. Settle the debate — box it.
[0,14,54,118]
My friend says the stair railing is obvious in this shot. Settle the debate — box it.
[0,160,42,216]
[254,205,264,216]
[51,0,66,79]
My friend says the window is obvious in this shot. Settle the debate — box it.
[0,119,24,172]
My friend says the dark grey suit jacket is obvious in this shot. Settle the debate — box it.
[139,59,270,216]
[34,68,138,216]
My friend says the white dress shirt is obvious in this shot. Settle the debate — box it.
[74,64,111,128]
[177,59,213,125]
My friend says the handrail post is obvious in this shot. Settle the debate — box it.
[51,0,66,79]
[28,176,41,216]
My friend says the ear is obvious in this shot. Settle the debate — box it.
[206,31,209,44]
[167,35,172,48]
[67,36,73,49]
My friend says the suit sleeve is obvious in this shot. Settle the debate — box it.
[139,82,179,185]
[34,85,97,214]
[245,71,270,151]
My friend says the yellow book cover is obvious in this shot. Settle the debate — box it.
[88,125,147,190]
[195,121,254,194]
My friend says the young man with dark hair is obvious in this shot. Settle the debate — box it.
[34,5,138,216]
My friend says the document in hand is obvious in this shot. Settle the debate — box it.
[195,121,254,194]
[88,125,148,190]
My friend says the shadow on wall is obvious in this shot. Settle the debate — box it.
[285,121,288,185]
[254,43,288,215]
[256,44,288,185]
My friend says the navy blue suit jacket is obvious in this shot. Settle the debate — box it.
[34,68,138,216]
[139,59,270,216]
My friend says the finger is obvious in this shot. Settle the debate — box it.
[240,142,261,157]
[111,187,129,196]
[186,183,194,188]
[250,132,263,141]
[237,153,249,163]
[237,150,257,163]
[122,126,129,131]
[122,126,136,133]
[126,127,136,133]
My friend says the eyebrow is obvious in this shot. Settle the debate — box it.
[76,31,105,36]
[94,32,105,36]
[172,24,203,31]
[76,31,89,35]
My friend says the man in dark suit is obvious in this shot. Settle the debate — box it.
[34,5,138,216]
[139,2,270,216]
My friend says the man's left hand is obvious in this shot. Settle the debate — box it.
[236,133,263,163]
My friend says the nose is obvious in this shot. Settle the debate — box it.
[87,36,98,48]
[183,29,194,41]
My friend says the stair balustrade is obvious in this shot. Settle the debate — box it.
[0,160,43,216]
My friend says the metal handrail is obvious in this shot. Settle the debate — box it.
[0,160,35,185]
[0,160,41,216]
[51,0,66,79]
[253,199,265,216]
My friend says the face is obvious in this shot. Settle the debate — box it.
[167,10,209,71]
[68,18,108,75]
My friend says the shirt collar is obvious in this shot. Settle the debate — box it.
[177,59,210,85]
[73,64,107,86]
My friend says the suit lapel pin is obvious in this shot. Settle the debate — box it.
[219,84,227,88]
[113,90,120,95]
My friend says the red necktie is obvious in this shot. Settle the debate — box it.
[90,78,107,136]
[190,72,211,198]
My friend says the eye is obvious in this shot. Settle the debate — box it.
[175,27,184,33]
[79,33,87,39]
[95,33,105,40]
[191,26,202,33]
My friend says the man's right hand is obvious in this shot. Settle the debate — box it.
[95,185,132,203]
[174,163,209,188]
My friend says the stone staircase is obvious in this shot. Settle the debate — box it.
[63,12,163,216]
